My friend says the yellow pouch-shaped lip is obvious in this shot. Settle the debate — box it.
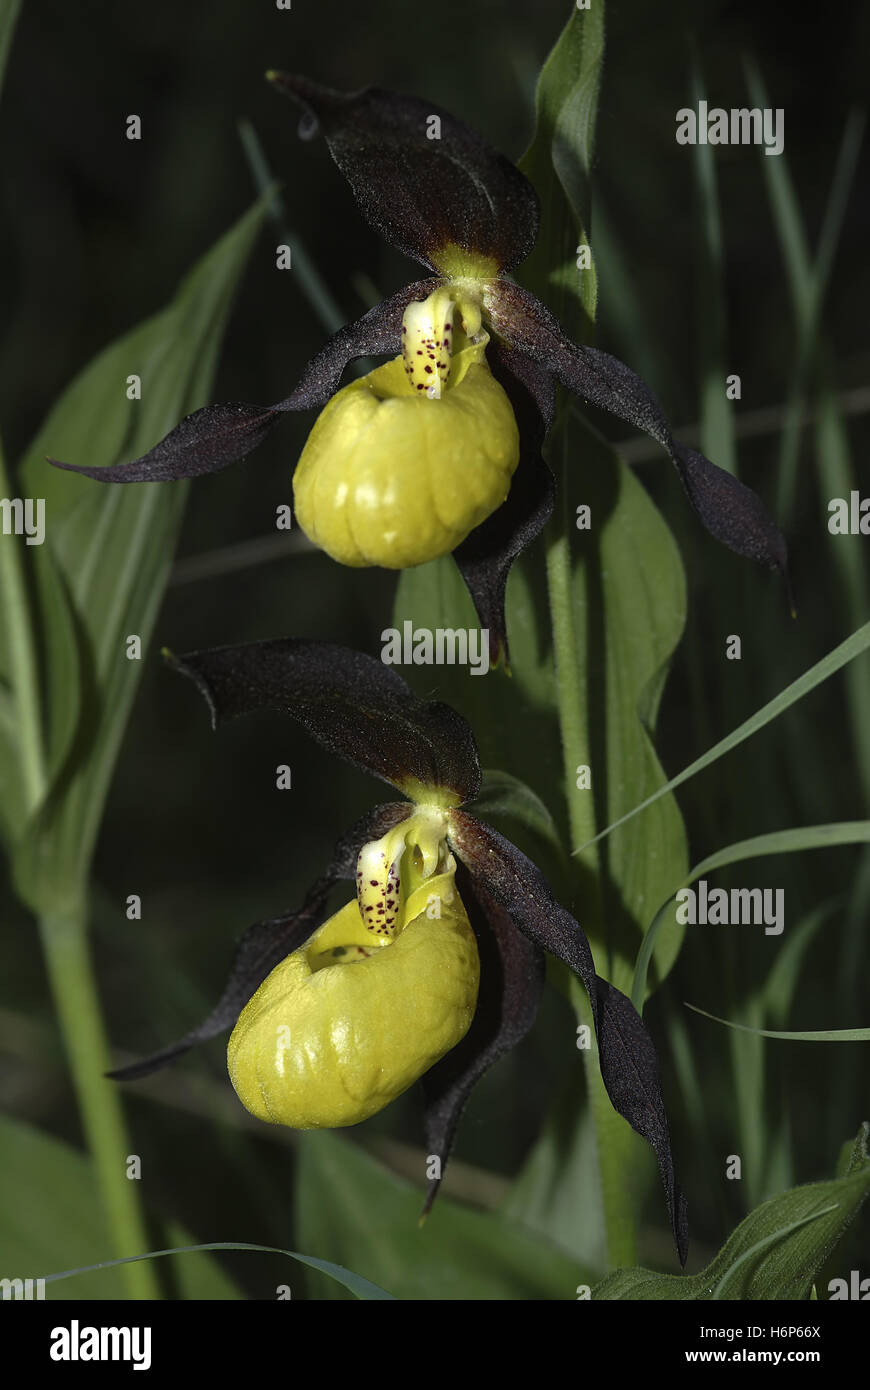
[227,870,480,1129]
[292,337,520,569]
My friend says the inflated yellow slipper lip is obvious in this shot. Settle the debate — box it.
[292,337,520,569]
[227,870,480,1129]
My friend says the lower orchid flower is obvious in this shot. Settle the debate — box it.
[49,73,788,664]
[110,637,689,1264]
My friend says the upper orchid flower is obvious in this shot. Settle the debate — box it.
[50,74,788,660]
[109,637,688,1264]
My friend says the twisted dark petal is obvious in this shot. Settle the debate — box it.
[672,443,791,581]
[453,344,555,669]
[167,638,481,804]
[48,281,438,484]
[420,863,545,1216]
[448,810,689,1266]
[486,279,788,581]
[108,802,412,1081]
[268,72,539,275]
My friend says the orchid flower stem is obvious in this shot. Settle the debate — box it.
[544,401,639,1271]
[2,440,156,1298]
[38,901,159,1300]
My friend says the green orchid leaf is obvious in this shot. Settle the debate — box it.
[593,1123,870,1300]
[8,198,267,913]
[518,0,604,336]
[564,422,689,994]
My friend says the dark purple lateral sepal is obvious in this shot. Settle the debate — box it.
[487,279,788,583]
[268,72,540,275]
[167,638,481,804]
[48,401,281,483]
[420,862,545,1216]
[108,802,412,1081]
[453,343,555,669]
[448,809,688,1266]
[48,280,438,484]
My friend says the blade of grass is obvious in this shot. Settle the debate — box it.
[632,822,870,1009]
[747,58,864,521]
[577,624,870,859]
[41,1242,395,1300]
[686,1007,870,1044]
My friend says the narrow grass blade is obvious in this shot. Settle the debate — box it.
[632,822,870,1009]
[686,1006,870,1044]
[577,623,870,861]
[41,1242,395,1300]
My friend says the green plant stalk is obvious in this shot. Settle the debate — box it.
[0,437,45,812]
[38,901,159,1300]
[544,421,638,1270]
[1,431,156,1297]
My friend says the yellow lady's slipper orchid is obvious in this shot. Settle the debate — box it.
[292,287,520,569]
[227,809,479,1128]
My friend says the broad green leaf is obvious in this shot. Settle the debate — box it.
[593,1123,870,1300]
[518,0,604,335]
[295,1131,595,1300]
[565,422,688,993]
[7,198,267,912]
[0,1114,241,1299]
[633,821,870,1009]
